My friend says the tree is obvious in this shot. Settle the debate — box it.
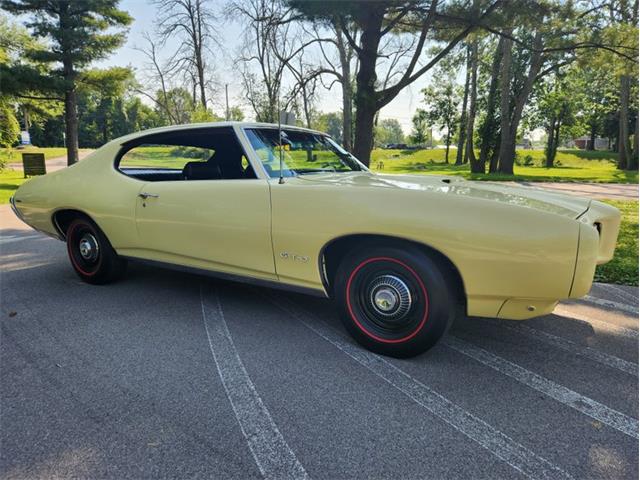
[420,71,461,163]
[586,2,639,169]
[228,106,245,121]
[477,35,504,173]
[483,1,639,174]
[288,0,504,166]
[410,109,430,145]
[375,118,405,146]
[0,103,19,149]
[0,13,61,146]
[528,71,577,167]
[2,0,132,165]
[155,87,196,125]
[313,111,343,142]
[231,0,318,123]
[301,18,358,149]
[152,0,219,109]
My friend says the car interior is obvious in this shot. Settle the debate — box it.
[117,127,257,182]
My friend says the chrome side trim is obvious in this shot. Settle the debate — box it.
[122,256,329,298]
[9,196,24,222]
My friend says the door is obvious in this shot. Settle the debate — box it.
[117,127,276,279]
[134,179,275,278]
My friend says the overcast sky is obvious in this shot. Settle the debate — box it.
[95,0,434,134]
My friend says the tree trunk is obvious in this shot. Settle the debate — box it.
[545,119,556,167]
[479,36,503,169]
[456,45,471,165]
[445,128,451,163]
[588,124,596,150]
[631,112,639,170]
[489,144,499,173]
[352,9,384,166]
[64,89,79,166]
[497,33,513,174]
[335,25,353,151]
[618,75,631,169]
[467,39,482,173]
[197,61,206,108]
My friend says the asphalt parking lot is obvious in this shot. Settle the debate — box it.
[1,211,638,479]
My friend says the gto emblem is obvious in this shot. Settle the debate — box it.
[280,252,310,263]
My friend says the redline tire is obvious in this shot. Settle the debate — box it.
[66,217,126,284]
[334,246,455,358]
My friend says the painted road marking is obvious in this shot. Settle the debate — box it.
[445,336,638,439]
[0,234,42,245]
[502,323,638,377]
[554,307,638,340]
[581,295,639,316]
[268,295,573,480]
[200,285,308,480]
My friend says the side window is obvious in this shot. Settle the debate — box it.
[117,128,257,182]
[120,144,213,169]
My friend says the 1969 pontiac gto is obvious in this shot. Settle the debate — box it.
[10,122,621,357]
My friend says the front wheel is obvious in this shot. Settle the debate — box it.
[66,217,127,284]
[334,246,455,358]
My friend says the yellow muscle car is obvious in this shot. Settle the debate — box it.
[10,122,620,357]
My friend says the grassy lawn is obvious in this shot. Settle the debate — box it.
[371,148,639,184]
[0,169,27,204]
[0,147,70,165]
[594,200,638,286]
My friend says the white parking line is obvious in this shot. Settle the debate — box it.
[0,234,42,245]
[581,296,639,316]
[502,323,638,377]
[268,295,573,480]
[554,307,638,340]
[200,286,309,480]
[595,284,639,306]
[445,336,638,439]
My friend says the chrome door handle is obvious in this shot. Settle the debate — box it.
[138,192,159,199]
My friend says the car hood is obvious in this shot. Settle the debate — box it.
[293,172,591,219]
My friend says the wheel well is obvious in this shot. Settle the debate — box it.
[320,234,467,309]
[52,209,92,239]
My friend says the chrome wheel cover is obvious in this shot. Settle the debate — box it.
[368,275,412,320]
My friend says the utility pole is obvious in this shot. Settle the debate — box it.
[225,84,230,121]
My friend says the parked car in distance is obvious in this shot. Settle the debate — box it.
[11,122,621,357]
[385,143,409,150]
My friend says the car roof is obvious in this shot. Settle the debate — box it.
[112,121,325,145]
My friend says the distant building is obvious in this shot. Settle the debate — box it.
[573,136,609,150]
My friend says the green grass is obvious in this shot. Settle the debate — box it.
[594,200,638,286]
[371,148,639,184]
[0,147,70,165]
[0,169,27,204]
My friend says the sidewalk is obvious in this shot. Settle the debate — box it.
[512,181,637,201]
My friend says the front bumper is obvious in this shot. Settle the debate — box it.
[570,200,621,297]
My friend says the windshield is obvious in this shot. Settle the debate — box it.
[245,128,366,178]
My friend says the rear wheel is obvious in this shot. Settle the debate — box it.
[66,217,126,284]
[334,246,455,358]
